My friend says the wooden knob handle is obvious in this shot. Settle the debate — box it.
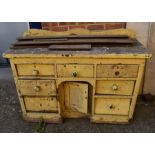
[33,86,40,92]
[72,71,77,77]
[112,84,118,90]
[32,69,39,75]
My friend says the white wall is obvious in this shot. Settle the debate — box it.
[127,22,155,95]
[0,22,28,63]
[127,22,151,47]
[143,23,155,95]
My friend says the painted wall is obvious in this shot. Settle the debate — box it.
[127,22,150,47]
[143,23,155,95]
[127,22,153,95]
[0,22,28,64]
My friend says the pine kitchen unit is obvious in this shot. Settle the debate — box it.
[3,35,151,124]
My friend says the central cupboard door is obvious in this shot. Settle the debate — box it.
[64,82,88,114]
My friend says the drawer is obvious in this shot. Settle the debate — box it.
[96,80,135,95]
[57,64,94,78]
[18,80,56,96]
[94,98,130,115]
[96,64,139,78]
[16,64,55,76]
[24,97,58,112]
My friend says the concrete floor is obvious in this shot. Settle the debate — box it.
[0,67,155,133]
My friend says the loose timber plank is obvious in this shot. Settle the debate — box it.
[17,35,130,41]
[48,44,91,50]
[13,38,136,46]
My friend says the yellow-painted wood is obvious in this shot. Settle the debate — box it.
[64,82,88,114]
[94,95,131,99]
[24,112,62,123]
[91,115,129,124]
[57,64,94,78]
[62,111,87,118]
[97,64,139,78]
[129,62,145,119]
[3,53,151,59]
[94,98,130,115]
[10,60,27,114]
[11,57,146,64]
[4,53,150,124]
[24,97,58,112]
[16,64,55,76]
[96,80,135,95]
[17,80,56,96]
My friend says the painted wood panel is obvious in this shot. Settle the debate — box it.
[16,64,55,76]
[64,82,88,114]
[96,80,135,95]
[18,80,56,96]
[24,97,58,112]
[57,64,94,78]
[94,98,130,115]
[96,64,139,78]
[4,55,148,123]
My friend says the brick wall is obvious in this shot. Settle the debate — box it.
[41,22,126,31]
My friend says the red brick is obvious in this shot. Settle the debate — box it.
[52,26,68,31]
[87,24,105,30]
[59,22,77,26]
[94,22,107,24]
[69,25,86,29]
[49,22,59,27]
[77,22,95,25]
[105,23,124,30]
[122,22,126,28]
[41,22,126,31]
[43,27,50,30]
[41,22,50,28]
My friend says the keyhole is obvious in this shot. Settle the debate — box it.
[40,104,42,107]
[115,71,120,76]
[109,105,113,109]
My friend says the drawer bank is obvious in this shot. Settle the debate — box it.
[3,37,151,124]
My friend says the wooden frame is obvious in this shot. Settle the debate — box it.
[5,53,150,124]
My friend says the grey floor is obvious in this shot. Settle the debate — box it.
[0,67,155,133]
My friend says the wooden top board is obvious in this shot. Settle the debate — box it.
[3,41,151,59]
[3,35,151,59]
[48,44,91,50]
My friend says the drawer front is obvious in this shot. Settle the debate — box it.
[94,98,130,115]
[96,64,139,78]
[18,80,56,96]
[16,64,55,76]
[57,64,94,78]
[96,80,135,95]
[24,97,58,112]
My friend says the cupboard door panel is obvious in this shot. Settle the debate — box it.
[64,82,88,114]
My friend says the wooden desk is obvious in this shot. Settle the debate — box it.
[3,43,151,124]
